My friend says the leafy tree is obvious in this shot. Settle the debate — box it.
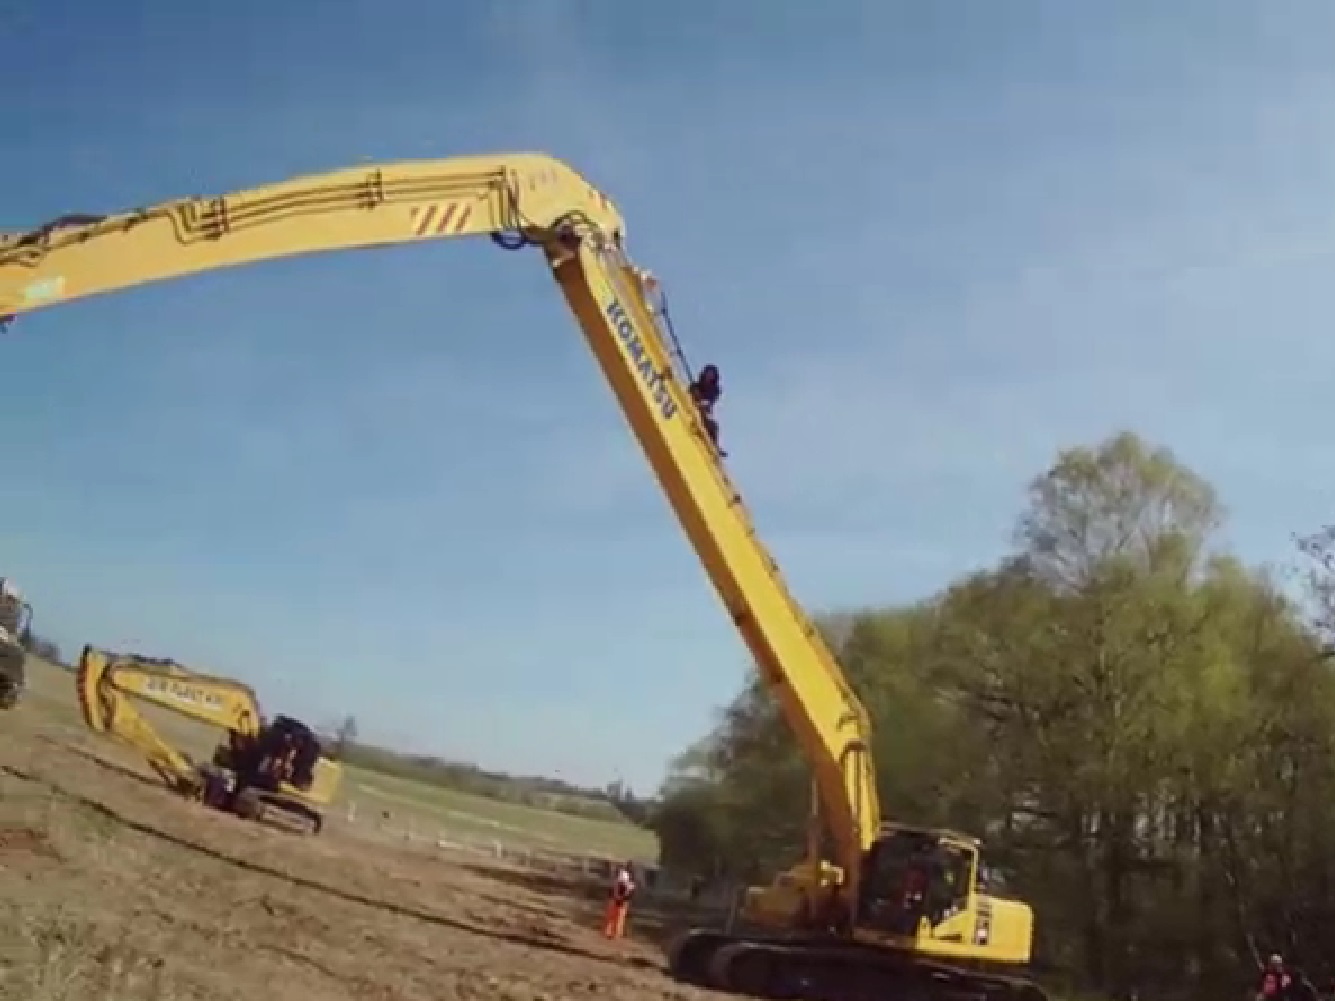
[1017,431,1222,590]
[1296,525,1335,649]
[653,431,1335,1000]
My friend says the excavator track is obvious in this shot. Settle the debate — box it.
[668,929,1049,1001]
[234,788,323,836]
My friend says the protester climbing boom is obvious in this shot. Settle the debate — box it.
[0,152,1045,1001]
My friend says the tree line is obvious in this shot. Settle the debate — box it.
[646,431,1335,1001]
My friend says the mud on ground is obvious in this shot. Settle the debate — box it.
[0,706,716,1001]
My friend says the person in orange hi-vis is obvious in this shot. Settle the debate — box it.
[602,861,637,939]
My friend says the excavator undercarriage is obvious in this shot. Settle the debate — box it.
[670,932,1046,1001]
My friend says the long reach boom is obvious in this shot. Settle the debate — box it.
[2,153,1041,1001]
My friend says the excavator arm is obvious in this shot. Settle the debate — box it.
[76,644,263,792]
[0,154,624,315]
[2,152,879,874]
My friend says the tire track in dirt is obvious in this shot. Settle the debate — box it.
[2,707,704,1001]
[1,760,631,969]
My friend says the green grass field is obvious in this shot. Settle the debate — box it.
[22,654,659,862]
[342,764,655,859]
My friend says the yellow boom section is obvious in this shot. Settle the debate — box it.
[546,236,881,868]
[78,646,264,732]
[3,152,879,874]
[75,644,261,790]
[0,154,623,315]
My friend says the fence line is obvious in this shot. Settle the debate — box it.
[343,797,639,872]
[338,797,738,909]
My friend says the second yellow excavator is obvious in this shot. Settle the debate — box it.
[75,644,341,834]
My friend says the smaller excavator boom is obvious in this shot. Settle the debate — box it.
[76,645,340,833]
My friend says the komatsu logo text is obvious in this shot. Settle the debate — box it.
[605,299,678,421]
[145,676,223,710]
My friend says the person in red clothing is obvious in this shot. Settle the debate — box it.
[602,862,637,940]
[1256,953,1306,1001]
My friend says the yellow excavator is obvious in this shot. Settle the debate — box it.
[76,645,340,834]
[1,152,1044,1001]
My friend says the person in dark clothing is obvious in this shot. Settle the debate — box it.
[890,849,932,936]
[688,363,726,456]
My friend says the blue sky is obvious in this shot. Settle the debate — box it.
[3,0,1335,793]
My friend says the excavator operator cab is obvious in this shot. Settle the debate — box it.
[857,825,979,939]
[252,715,321,791]
[199,713,330,835]
[211,714,320,792]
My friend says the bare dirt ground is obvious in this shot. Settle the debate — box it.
[0,696,716,1001]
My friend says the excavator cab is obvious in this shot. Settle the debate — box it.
[857,826,978,939]
[207,714,335,834]
[850,824,1034,963]
[235,715,321,791]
